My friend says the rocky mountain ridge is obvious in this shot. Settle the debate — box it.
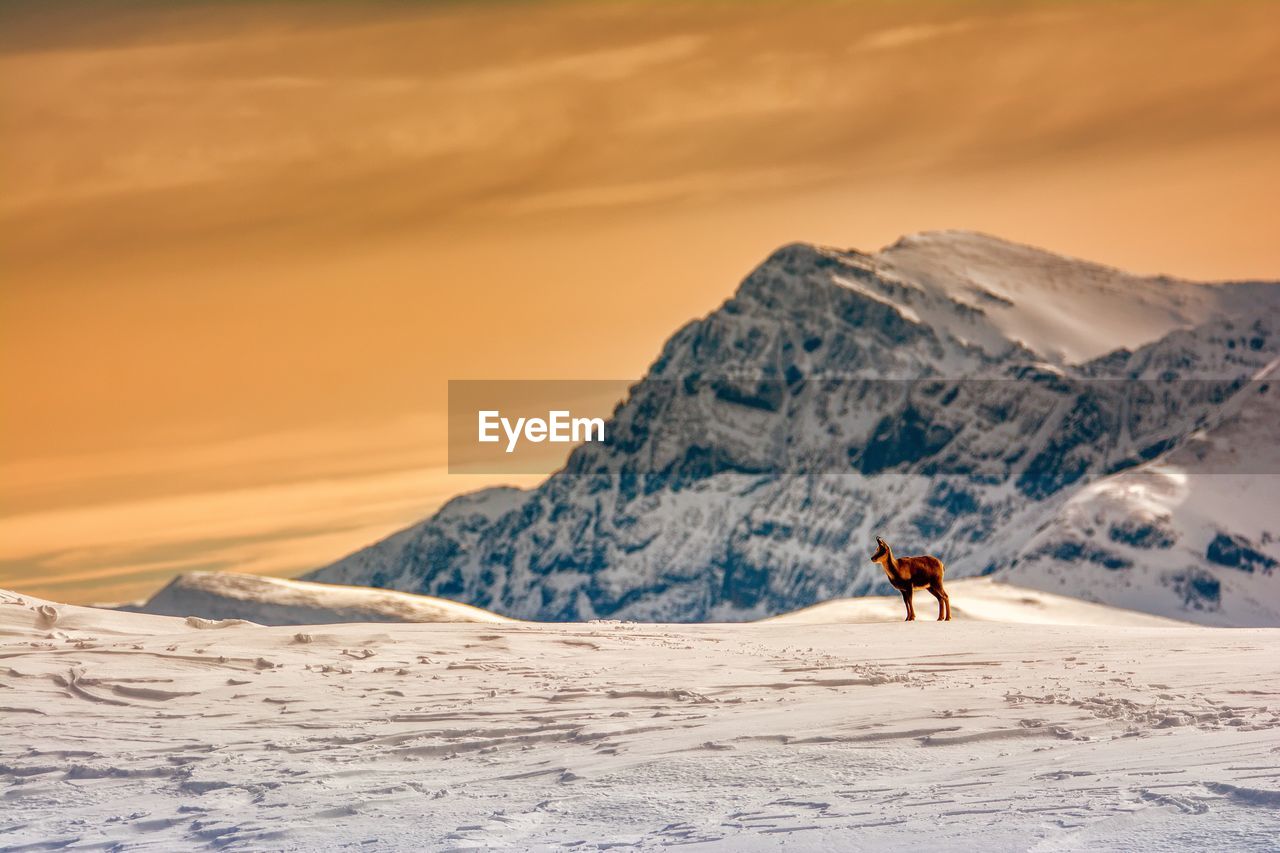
[306,231,1280,623]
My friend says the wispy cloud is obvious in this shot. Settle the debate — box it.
[0,418,542,604]
[856,20,979,52]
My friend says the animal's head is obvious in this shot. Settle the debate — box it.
[871,536,889,563]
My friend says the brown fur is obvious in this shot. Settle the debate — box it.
[870,537,951,621]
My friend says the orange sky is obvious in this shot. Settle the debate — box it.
[3,0,1279,603]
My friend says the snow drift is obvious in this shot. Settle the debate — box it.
[121,571,513,625]
[765,577,1185,627]
[122,572,1185,629]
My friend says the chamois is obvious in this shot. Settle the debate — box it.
[870,537,951,621]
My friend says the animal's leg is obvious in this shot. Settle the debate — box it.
[938,583,951,621]
[901,588,915,621]
[928,586,946,621]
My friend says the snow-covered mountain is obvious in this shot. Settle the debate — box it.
[1002,363,1280,627]
[123,571,512,625]
[307,231,1280,623]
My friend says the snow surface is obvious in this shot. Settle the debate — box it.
[765,577,1185,627]
[4,587,1279,850]
[120,571,514,626]
[123,572,1183,629]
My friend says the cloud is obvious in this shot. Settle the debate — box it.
[856,20,978,52]
[3,0,1279,607]
[0,418,543,604]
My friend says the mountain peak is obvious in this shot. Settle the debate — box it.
[731,231,1259,365]
[867,230,1266,364]
[878,229,1116,275]
[883,228,1010,250]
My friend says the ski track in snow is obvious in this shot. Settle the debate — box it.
[2,594,1279,851]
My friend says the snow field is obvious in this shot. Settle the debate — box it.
[3,590,1279,850]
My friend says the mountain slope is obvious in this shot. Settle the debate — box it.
[307,231,1280,623]
[1001,362,1280,626]
[123,571,513,625]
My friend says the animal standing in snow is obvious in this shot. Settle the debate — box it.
[871,537,951,621]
